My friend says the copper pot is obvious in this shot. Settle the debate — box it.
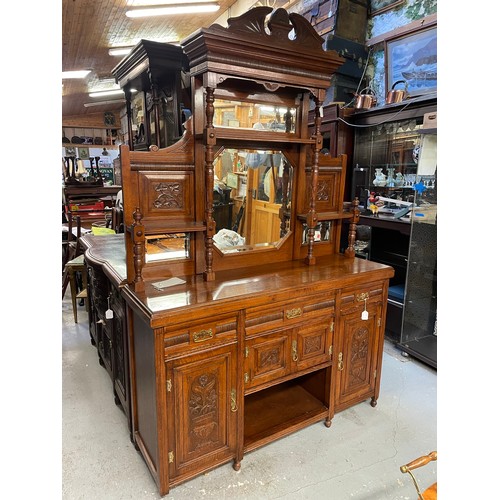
[386,80,408,104]
[354,88,377,110]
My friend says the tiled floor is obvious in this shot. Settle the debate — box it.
[62,291,437,499]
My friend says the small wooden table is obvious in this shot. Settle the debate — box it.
[64,254,87,323]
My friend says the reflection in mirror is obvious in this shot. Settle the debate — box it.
[212,149,293,253]
[214,99,296,133]
[301,221,332,245]
[145,233,190,262]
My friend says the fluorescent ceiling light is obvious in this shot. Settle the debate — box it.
[88,88,137,98]
[127,0,216,5]
[62,70,91,79]
[108,47,135,56]
[89,89,125,98]
[126,3,220,17]
[84,99,126,108]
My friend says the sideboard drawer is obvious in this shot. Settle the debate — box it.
[340,282,385,313]
[245,293,335,337]
[163,314,238,357]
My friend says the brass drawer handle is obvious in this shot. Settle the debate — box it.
[356,292,369,302]
[338,352,344,371]
[292,340,298,362]
[193,329,213,342]
[286,307,302,319]
[230,389,238,412]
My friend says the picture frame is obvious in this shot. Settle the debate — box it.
[385,25,437,97]
[370,0,404,17]
[78,147,89,160]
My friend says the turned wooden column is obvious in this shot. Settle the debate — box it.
[305,97,323,265]
[131,207,146,292]
[203,86,216,281]
[344,198,360,258]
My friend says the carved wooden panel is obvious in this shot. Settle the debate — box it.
[244,331,291,390]
[306,169,342,213]
[295,319,333,371]
[336,304,380,409]
[168,344,237,479]
[138,171,195,222]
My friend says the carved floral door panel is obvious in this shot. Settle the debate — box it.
[335,302,382,408]
[244,319,333,391]
[166,343,237,480]
[244,330,292,390]
[295,319,334,372]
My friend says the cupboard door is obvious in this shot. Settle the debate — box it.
[244,330,292,390]
[335,302,382,409]
[295,319,333,372]
[166,343,237,481]
[109,286,130,422]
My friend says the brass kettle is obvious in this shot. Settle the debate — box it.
[354,87,377,110]
[386,80,409,104]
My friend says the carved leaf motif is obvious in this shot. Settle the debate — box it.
[187,373,219,451]
[317,180,330,201]
[304,335,322,355]
[349,326,369,383]
[227,6,272,34]
[188,373,217,418]
[153,182,183,208]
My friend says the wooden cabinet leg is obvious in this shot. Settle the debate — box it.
[370,397,377,407]
[233,459,241,471]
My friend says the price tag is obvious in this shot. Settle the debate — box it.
[105,296,114,319]
[361,298,369,320]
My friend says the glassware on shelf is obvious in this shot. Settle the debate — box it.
[394,172,404,187]
[373,168,387,186]
[386,167,395,187]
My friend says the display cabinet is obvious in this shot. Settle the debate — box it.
[350,94,437,211]
[348,95,436,349]
[398,128,437,367]
[112,40,191,151]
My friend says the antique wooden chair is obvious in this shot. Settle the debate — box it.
[400,451,437,500]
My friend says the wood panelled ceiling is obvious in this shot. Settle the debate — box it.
[62,0,243,118]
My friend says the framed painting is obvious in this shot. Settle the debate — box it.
[78,147,89,160]
[370,1,404,17]
[385,25,437,97]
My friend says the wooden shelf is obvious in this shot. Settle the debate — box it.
[297,211,353,222]
[243,379,328,452]
[62,143,119,149]
[127,221,207,234]
[196,127,316,145]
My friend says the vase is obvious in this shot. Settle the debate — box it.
[394,172,404,187]
[373,168,386,187]
[386,167,395,187]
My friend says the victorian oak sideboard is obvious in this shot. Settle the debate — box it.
[82,232,393,495]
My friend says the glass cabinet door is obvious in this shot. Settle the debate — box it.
[399,131,437,367]
[351,118,423,210]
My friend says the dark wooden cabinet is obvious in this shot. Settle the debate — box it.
[83,237,132,437]
[80,7,394,497]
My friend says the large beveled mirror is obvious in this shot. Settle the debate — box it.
[212,148,294,254]
[213,99,297,133]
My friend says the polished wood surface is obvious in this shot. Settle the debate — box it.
[83,233,393,495]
